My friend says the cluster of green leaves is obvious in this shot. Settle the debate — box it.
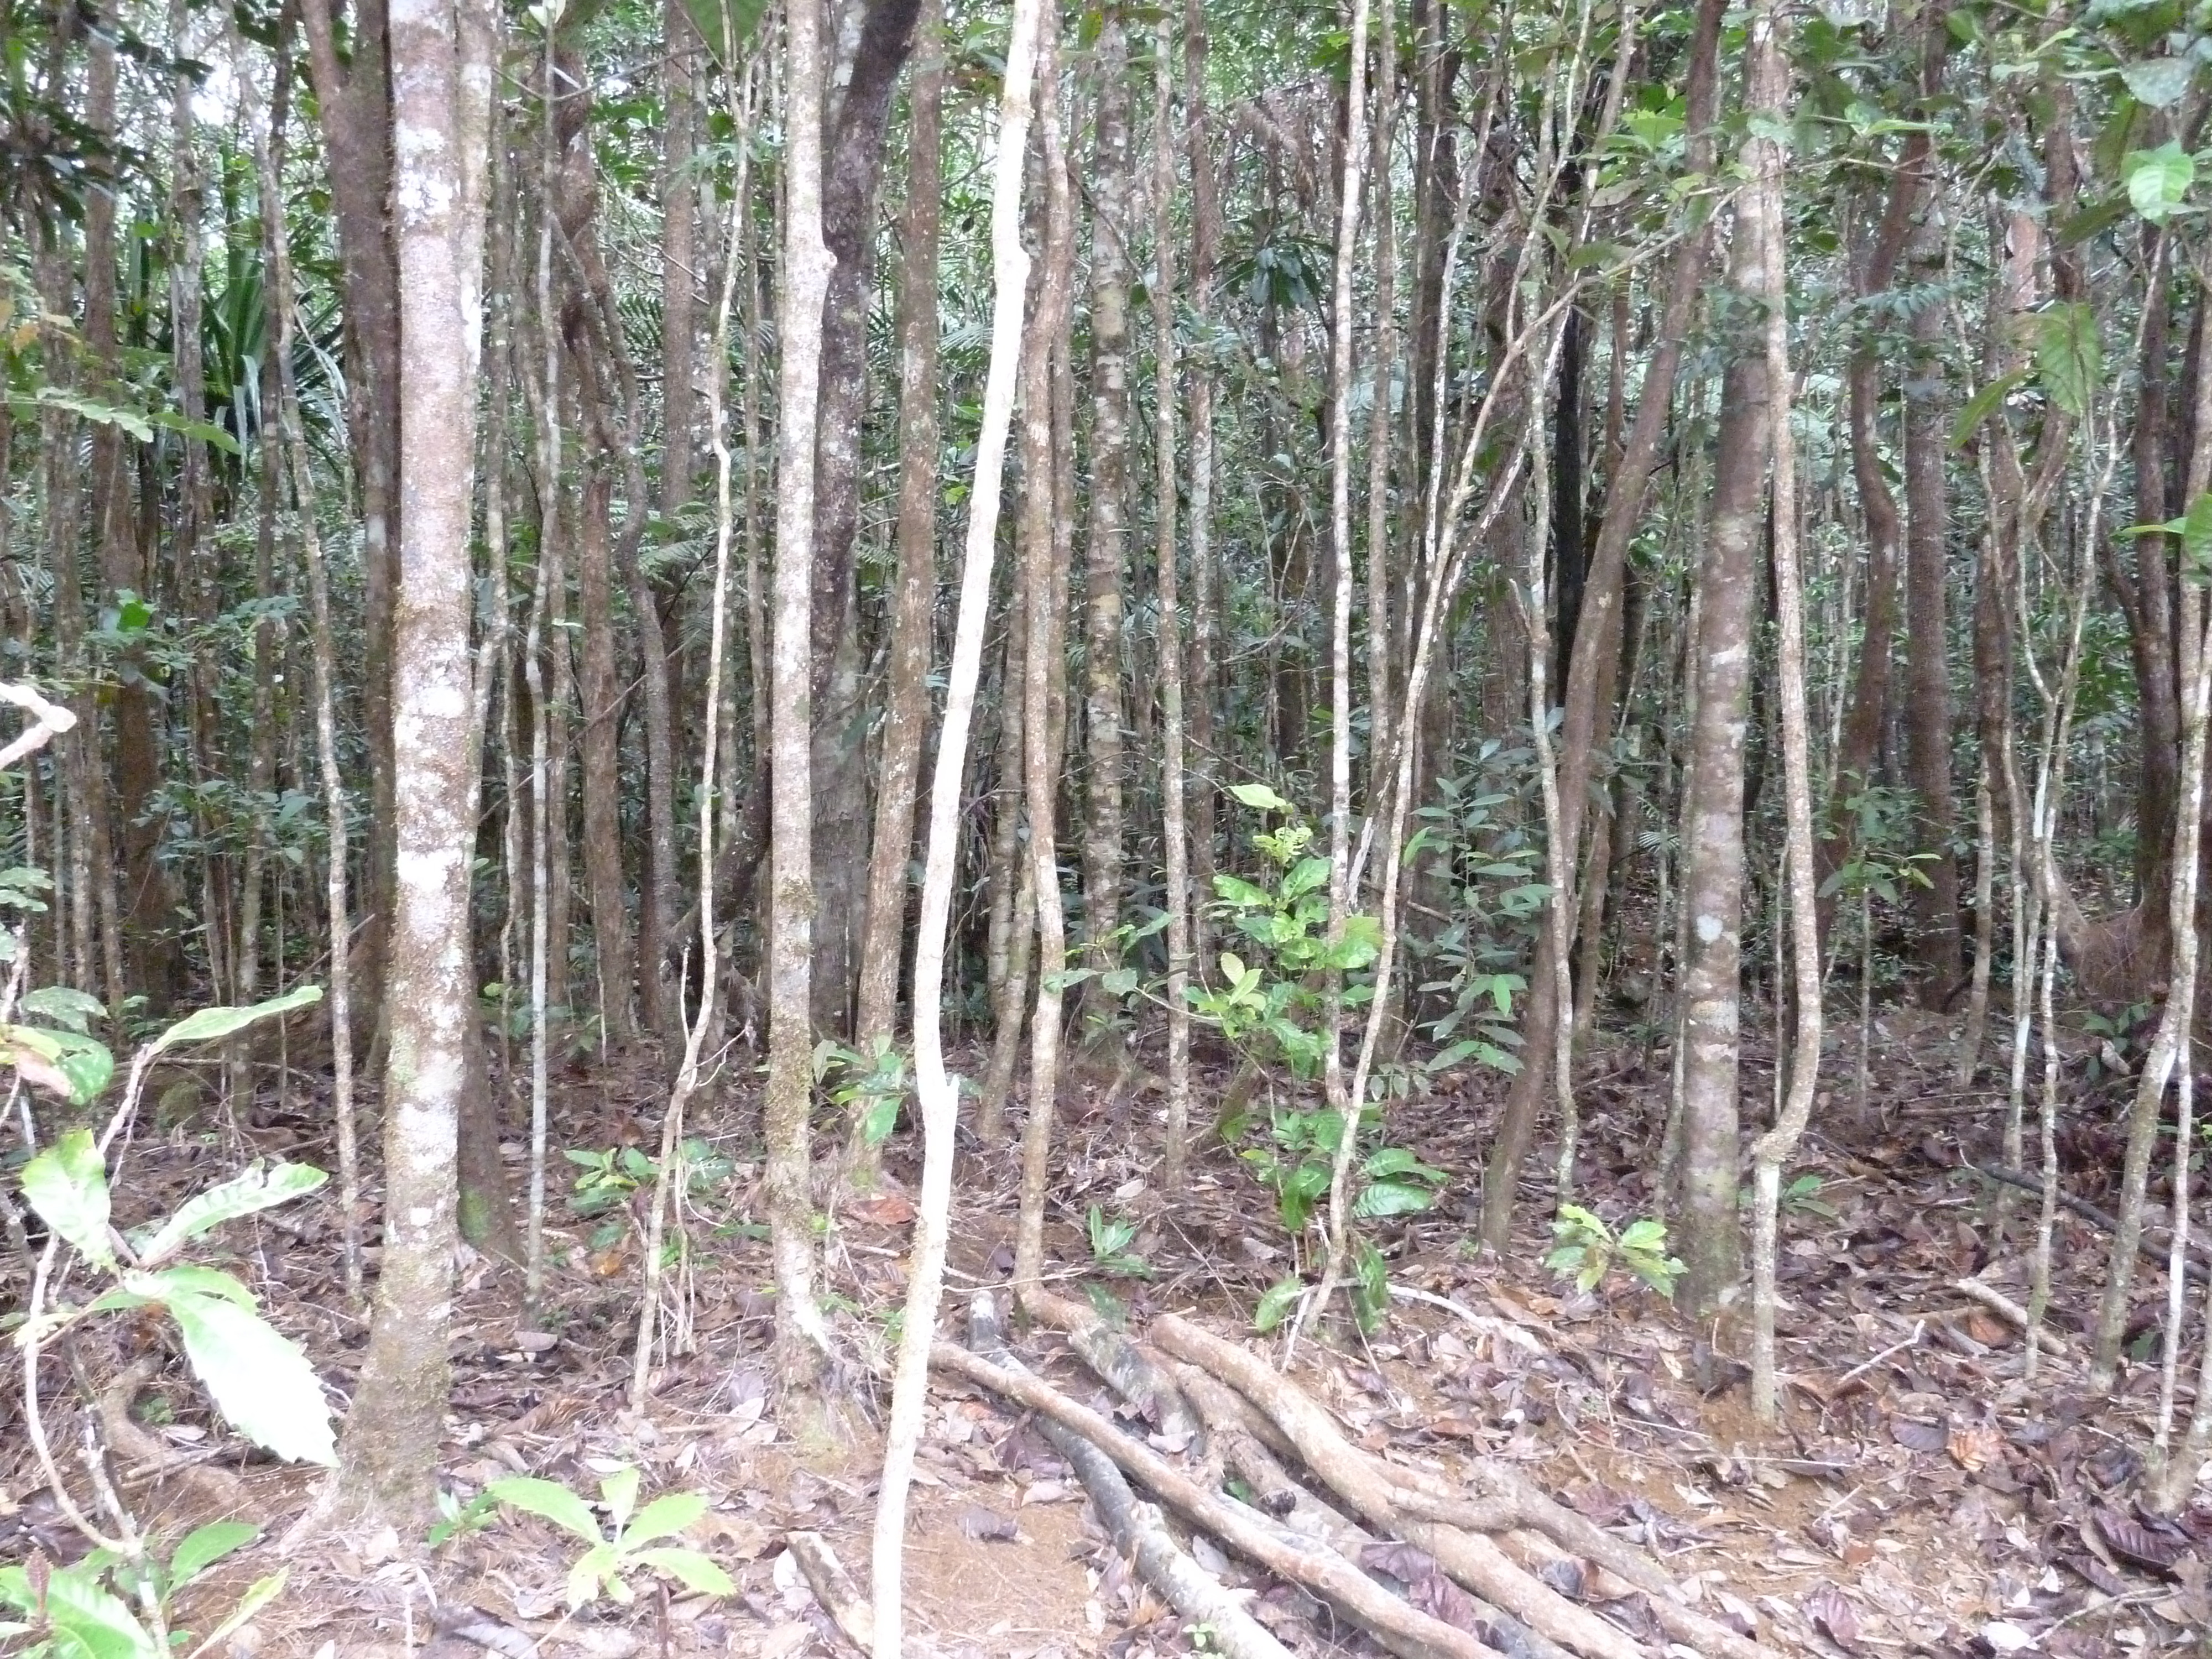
[813,1036,911,1148]
[1188,782,1379,1078]
[1545,1204,1684,1298]
[1084,1205,1151,1279]
[432,1467,731,1611]
[18,1126,336,1465]
[1239,1105,1447,1237]
[0,1520,279,1659]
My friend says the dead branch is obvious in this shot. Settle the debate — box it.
[786,1530,873,1652]
[1154,1314,1755,1659]
[937,1308,1505,1659]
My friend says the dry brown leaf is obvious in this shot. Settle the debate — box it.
[1947,1423,2004,1472]
[1801,1584,1860,1651]
[849,1191,917,1226]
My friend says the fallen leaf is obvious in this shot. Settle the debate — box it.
[1890,1416,1947,1453]
[756,1622,812,1659]
[1801,1584,1860,1651]
[849,1192,917,1227]
[1948,1423,2004,1472]
[1360,1542,1484,1635]
[1980,1620,2036,1655]
[1019,1480,1075,1505]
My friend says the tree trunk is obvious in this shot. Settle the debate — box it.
[1902,227,1960,1000]
[855,0,945,1068]
[330,0,493,1530]
[1081,6,1134,1016]
[1674,185,1776,1319]
[766,0,838,1396]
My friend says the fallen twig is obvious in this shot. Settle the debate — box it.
[786,1530,873,1652]
[1950,1277,2075,1356]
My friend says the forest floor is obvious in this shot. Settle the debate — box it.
[7,1001,2212,1659]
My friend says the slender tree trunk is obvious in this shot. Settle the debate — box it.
[854,0,945,1076]
[1183,0,1219,972]
[1743,0,1820,1423]
[1675,174,1776,1320]
[766,0,838,1395]
[1014,7,1077,1305]
[1080,7,1133,1018]
[328,0,493,1530]
[1152,18,1193,1191]
[575,467,638,1043]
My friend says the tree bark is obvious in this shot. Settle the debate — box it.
[1902,226,1960,1000]
[331,0,493,1529]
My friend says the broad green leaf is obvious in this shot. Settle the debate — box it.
[2183,493,2212,575]
[629,1547,734,1598]
[1281,856,1332,899]
[2035,304,2099,418]
[1948,368,2027,450]
[22,1128,116,1268]
[2120,56,2194,109]
[1099,967,1140,996]
[134,1163,328,1266]
[148,984,323,1058]
[149,408,243,455]
[1227,781,1291,812]
[2,1022,114,1104]
[1211,874,1272,907]
[2125,140,2195,222]
[566,1541,619,1610]
[1040,968,1095,993]
[20,985,106,1034]
[124,1265,258,1306]
[484,1477,607,1544]
[1253,1277,1305,1333]
[620,1492,708,1548]
[860,1091,900,1146]
[168,1521,259,1589]
[18,1562,158,1659]
[25,387,154,442]
[601,1466,641,1531]
[162,1288,336,1465]
[1354,1180,1437,1218]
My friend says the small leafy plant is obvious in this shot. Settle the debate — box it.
[0,1520,279,1659]
[814,1037,911,1147]
[1545,1205,1684,1297]
[1086,1205,1151,1279]
[1241,1105,1447,1237]
[438,1467,733,1610]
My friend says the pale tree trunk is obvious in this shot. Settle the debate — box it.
[854,0,945,1074]
[1740,0,1820,1425]
[1182,0,1219,971]
[1014,6,1077,1305]
[1151,18,1193,1191]
[1363,0,1397,819]
[1081,6,1133,1013]
[325,0,493,1530]
[766,0,838,1395]
[1675,169,1777,1319]
[660,0,700,520]
[1316,0,1373,1301]
[874,1,1040,1636]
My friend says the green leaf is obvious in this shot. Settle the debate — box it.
[148,984,323,1058]
[25,1563,158,1659]
[149,408,243,455]
[1099,967,1140,996]
[565,1542,619,1610]
[161,1288,336,1465]
[860,1090,900,1147]
[134,1162,327,1267]
[2036,303,2100,418]
[1281,856,1332,899]
[484,1478,607,1545]
[2183,492,2212,572]
[1211,875,1273,908]
[1228,781,1292,812]
[629,1548,734,1598]
[25,387,154,442]
[2125,140,2195,221]
[20,986,106,1034]
[2120,56,2194,109]
[600,1467,641,1531]
[168,1521,259,1589]
[1354,1180,1437,1218]
[2,1024,114,1104]
[22,1128,115,1269]
[619,1493,696,1550]
[1253,1277,1305,1333]
[124,1265,258,1306]
[1948,368,2027,450]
